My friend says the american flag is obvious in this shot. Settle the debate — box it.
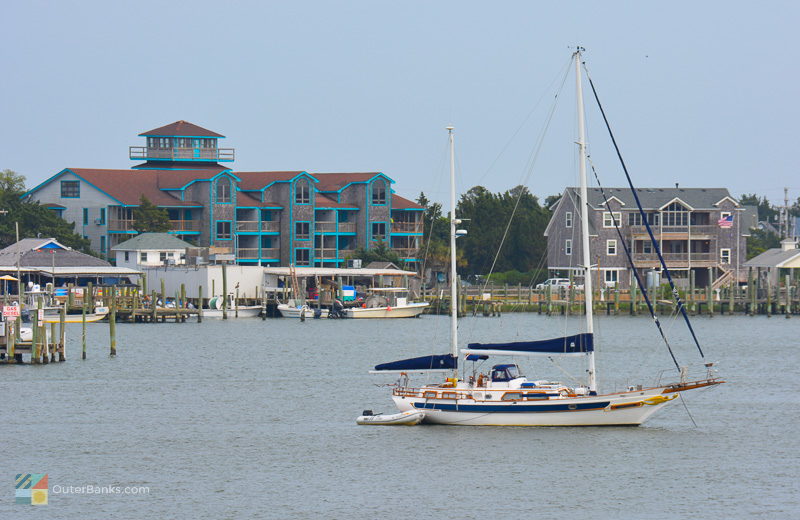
[718,214,734,228]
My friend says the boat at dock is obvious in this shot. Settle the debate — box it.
[343,288,428,319]
[371,55,723,426]
[203,295,262,318]
[277,302,329,319]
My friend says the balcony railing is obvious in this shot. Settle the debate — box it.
[315,222,337,233]
[630,225,718,235]
[393,247,419,258]
[236,247,280,259]
[338,248,356,258]
[391,221,423,234]
[109,219,136,231]
[314,248,338,258]
[633,252,716,263]
[236,221,281,232]
[170,220,201,232]
[337,222,357,233]
[129,146,235,162]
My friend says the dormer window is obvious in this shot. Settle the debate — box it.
[216,178,231,203]
[295,180,310,204]
[372,180,386,205]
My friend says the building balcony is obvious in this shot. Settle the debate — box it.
[314,247,338,259]
[393,247,419,258]
[236,247,280,259]
[170,220,201,232]
[337,222,357,233]
[632,252,717,267]
[338,248,356,258]
[109,219,136,232]
[629,224,718,238]
[236,221,280,233]
[391,221,423,234]
[129,146,235,162]
[315,221,337,233]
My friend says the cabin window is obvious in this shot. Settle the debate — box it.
[524,393,548,400]
[216,178,231,203]
[603,212,622,228]
[61,180,80,198]
[565,211,573,228]
[372,222,387,241]
[295,222,310,240]
[502,392,522,401]
[216,221,232,240]
[720,248,731,264]
[295,180,310,204]
[606,239,617,256]
[442,392,458,400]
[423,391,438,399]
[565,239,572,256]
[491,365,521,382]
[372,180,387,205]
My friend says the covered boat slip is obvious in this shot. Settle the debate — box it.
[263,266,425,316]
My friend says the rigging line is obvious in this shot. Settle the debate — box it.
[679,393,698,428]
[588,159,681,372]
[419,139,451,281]
[582,61,705,359]
[477,56,574,185]
[479,67,570,293]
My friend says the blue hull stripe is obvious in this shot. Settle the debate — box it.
[412,401,610,413]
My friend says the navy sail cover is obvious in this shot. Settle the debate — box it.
[467,333,593,354]
[374,354,457,372]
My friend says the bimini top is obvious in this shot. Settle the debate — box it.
[464,333,594,357]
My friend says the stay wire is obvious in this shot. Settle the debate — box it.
[587,158,681,372]
[582,60,705,360]
[480,63,571,294]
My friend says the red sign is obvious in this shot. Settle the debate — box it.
[2,305,20,318]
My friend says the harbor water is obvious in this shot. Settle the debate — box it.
[1,313,798,518]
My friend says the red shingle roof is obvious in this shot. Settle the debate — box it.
[235,171,307,190]
[392,194,424,210]
[138,120,224,138]
[315,194,359,209]
[237,192,284,208]
[67,169,202,206]
[311,172,388,192]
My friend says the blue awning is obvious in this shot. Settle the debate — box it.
[373,354,456,372]
[465,333,593,357]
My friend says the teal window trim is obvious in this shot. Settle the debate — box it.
[60,180,80,198]
[295,179,311,205]
[371,179,387,206]
[99,208,106,225]
[100,236,107,253]
[216,220,233,240]
[371,221,388,241]
[215,177,233,204]
[82,208,89,226]
[295,221,311,240]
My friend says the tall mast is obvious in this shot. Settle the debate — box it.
[575,49,597,392]
[447,126,459,374]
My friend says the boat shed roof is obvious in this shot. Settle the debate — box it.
[262,266,417,277]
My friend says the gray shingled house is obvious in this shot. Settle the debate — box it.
[544,187,752,289]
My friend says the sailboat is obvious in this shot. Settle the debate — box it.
[370,50,723,426]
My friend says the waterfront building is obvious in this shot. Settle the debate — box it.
[112,233,194,269]
[544,187,754,288]
[23,121,425,268]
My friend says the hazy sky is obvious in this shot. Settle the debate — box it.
[2,1,797,207]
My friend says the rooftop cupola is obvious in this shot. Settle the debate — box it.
[129,120,235,164]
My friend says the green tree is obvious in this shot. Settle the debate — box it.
[353,241,403,267]
[0,169,92,252]
[133,195,170,233]
[746,228,780,259]
[739,194,778,223]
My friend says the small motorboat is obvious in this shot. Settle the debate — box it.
[355,409,425,426]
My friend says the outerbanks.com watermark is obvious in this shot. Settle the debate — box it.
[53,485,150,496]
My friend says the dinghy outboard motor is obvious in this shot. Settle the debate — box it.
[361,410,374,416]
[313,308,323,319]
[328,299,345,319]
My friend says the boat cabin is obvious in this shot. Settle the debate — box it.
[491,364,523,382]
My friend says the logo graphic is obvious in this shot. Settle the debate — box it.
[15,474,48,505]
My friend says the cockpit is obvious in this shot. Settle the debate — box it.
[490,364,523,382]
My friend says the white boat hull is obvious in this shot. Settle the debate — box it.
[356,410,425,426]
[203,306,262,318]
[344,302,428,319]
[392,388,678,426]
[277,304,329,319]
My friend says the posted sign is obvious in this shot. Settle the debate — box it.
[2,305,20,318]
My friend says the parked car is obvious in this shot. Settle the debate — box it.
[536,278,571,290]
